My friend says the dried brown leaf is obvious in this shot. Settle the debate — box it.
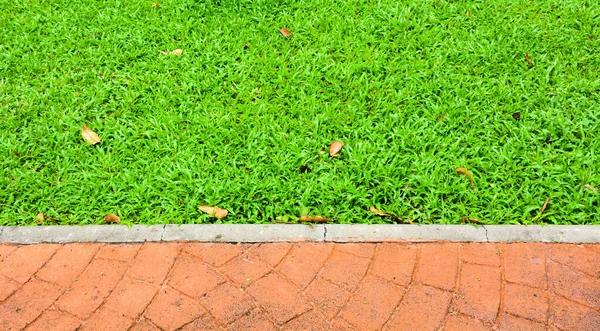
[525,53,534,66]
[583,184,598,192]
[161,49,183,56]
[456,167,475,190]
[460,216,483,224]
[512,112,521,120]
[329,141,344,157]
[36,212,44,225]
[298,215,331,223]
[540,197,550,216]
[369,206,413,224]
[151,2,160,7]
[199,206,228,219]
[369,206,387,216]
[103,214,121,224]
[81,125,101,145]
[244,42,250,49]
[280,27,292,37]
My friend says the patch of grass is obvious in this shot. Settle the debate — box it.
[1,0,599,225]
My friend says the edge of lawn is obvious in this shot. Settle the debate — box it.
[1,224,600,244]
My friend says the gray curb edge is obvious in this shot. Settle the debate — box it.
[1,224,599,244]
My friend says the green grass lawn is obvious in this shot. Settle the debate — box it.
[1,0,599,225]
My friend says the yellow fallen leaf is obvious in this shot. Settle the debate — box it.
[369,206,386,216]
[36,212,44,225]
[456,167,474,190]
[199,206,228,219]
[583,184,598,192]
[329,141,344,157]
[103,214,121,224]
[280,27,292,37]
[160,49,183,56]
[81,125,101,145]
[151,2,160,7]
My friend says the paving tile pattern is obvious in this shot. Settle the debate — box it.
[0,242,599,330]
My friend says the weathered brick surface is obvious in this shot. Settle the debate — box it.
[0,244,59,283]
[55,258,129,318]
[549,295,600,330]
[276,243,333,289]
[416,243,459,290]
[456,263,502,322]
[549,261,600,309]
[25,309,81,331]
[443,314,489,330]
[0,242,598,330]
[496,314,546,331]
[319,250,370,290]
[103,276,158,319]
[167,253,225,298]
[127,243,180,285]
[246,272,312,325]
[503,243,547,288]
[36,243,101,288]
[370,243,417,286]
[96,243,141,262]
[503,283,548,322]
[79,307,134,331]
[200,283,255,325]
[143,287,204,330]
[0,275,20,301]
[304,277,351,319]
[339,277,404,330]
[461,242,502,266]
[386,285,451,330]
[0,280,63,330]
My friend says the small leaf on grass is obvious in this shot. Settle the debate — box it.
[299,165,312,174]
[512,112,521,120]
[369,206,387,216]
[539,197,550,216]
[199,206,228,219]
[460,216,483,224]
[160,49,183,56]
[456,167,475,190]
[36,212,44,225]
[280,27,292,37]
[583,184,598,192]
[244,42,250,49]
[329,141,344,157]
[103,214,121,224]
[369,206,413,224]
[151,2,160,8]
[81,125,101,145]
[298,216,331,223]
[525,53,534,67]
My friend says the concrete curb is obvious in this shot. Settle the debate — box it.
[162,224,325,242]
[324,224,487,242]
[0,224,600,244]
[0,224,599,244]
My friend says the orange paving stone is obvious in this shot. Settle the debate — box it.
[0,242,599,330]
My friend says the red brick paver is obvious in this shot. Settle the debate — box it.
[0,242,599,330]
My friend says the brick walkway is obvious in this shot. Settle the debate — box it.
[0,242,599,330]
